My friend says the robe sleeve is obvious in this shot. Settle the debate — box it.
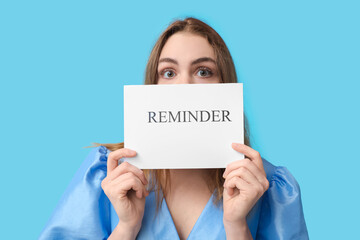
[256,166,309,240]
[38,146,111,240]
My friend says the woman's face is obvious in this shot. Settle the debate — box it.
[157,32,220,84]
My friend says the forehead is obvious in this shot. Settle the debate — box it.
[159,32,215,60]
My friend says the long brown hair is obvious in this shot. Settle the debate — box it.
[86,17,251,212]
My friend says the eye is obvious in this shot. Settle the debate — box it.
[160,69,176,79]
[196,67,213,77]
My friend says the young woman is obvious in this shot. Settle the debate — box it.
[39,17,309,240]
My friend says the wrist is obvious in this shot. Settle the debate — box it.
[223,218,252,240]
[109,223,140,240]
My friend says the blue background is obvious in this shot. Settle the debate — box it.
[1,1,359,239]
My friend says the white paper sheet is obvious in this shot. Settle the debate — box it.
[123,83,244,169]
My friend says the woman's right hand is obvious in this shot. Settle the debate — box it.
[101,148,149,237]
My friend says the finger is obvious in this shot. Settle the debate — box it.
[108,161,148,185]
[111,172,149,198]
[107,148,137,174]
[231,143,263,170]
[113,172,145,199]
[225,176,250,196]
[223,159,268,189]
[224,158,264,180]
[225,166,259,186]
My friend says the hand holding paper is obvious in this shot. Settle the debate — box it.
[222,143,269,232]
[101,148,148,238]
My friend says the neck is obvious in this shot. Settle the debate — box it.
[165,169,213,199]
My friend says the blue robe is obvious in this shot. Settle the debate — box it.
[39,146,309,239]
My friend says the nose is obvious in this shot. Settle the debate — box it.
[177,74,193,84]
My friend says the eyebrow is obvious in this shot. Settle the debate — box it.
[158,57,216,65]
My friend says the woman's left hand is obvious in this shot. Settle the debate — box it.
[223,143,269,226]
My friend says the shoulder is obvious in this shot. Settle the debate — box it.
[262,157,300,186]
[97,145,111,161]
[38,146,113,239]
[92,145,110,167]
[84,145,110,163]
[82,145,110,162]
[257,158,309,239]
[77,146,110,178]
[261,157,302,200]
